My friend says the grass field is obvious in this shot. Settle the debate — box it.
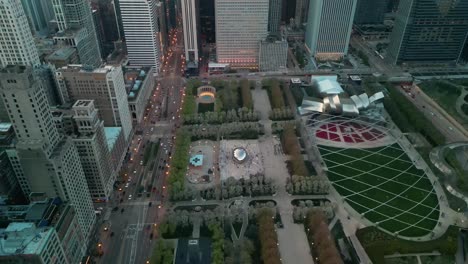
[319,143,440,237]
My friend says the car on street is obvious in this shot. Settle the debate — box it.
[128,195,132,200]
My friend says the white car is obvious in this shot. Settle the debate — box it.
[125,183,129,188]
[140,160,144,165]
[128,195,132,200]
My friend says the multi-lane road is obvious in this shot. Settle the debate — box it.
[95,26,186,264]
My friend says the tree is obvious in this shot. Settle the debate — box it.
[257,209,281,264]
[306,210,343,264]
[240,79,253,109]
[270,79,285,109]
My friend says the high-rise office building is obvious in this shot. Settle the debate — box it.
[72,100,116,201]
[305,0,357,61]
[55,65,132,141]
[90,0,121,58]
[0,223,68,263]
[268,0,282,34]
[51,0,102,67]
[215,0,269,68]
[294,0,309,28]
[0,65,96,242]
[386,0,468,65]
[461,40,468,63]
[182,0,200,71]
[0,0,41,67]
[119,0,163,70]
[200,0,215,43]
[282,0,296,24]
[20,0,55,36]
[0,126,27,204]
[354,0,388,25]
[0,197,87,263]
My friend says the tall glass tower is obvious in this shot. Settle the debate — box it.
[387,0,468,65]
[51,0,102,67]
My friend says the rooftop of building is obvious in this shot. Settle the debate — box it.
[0,197,64,229]
[311,75,345,95]
[58,64,116,74]
[124,67,151,101]
[54,28,84,39]
[45,47,76,61]
[104,127,122,150]
[73,100,93,108]
[0,65,30,74]
[0,223,54,256]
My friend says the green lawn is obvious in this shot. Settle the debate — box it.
[319,144,440,237]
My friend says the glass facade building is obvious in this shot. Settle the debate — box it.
[387,0,468,65]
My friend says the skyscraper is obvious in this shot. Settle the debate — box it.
[294,0,309,28]
[20,0,55,36]
[199,0,215,43]
[119,0,163,70]
[305,0,357,61]
[0,0,40,67]
[55,65,132,141]
[386,0,468,65]
[181,0,200,71]
[51,0,102,67]
[90,0,121,58]
[354,0,388,25]
[72,100,116,201]
[268,0,282,34]
[0,65,96,242]
[215,0,269,68]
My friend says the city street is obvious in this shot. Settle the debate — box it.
[396,84,468,142]
[95,25,186,264]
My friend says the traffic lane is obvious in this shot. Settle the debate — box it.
[398,86,467,142]
[100,203,139,264]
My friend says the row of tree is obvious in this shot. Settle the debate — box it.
[240,79,253,109]
[271,120,300,133]
[282,125,308,176]
[306,210,343,264]
[224,175,277,198]
[286,175,330,195]
[169,186,197,202]
[200,176,277,200]
[149,240,174,264]
[170,207,223,227]
[293,200,334,223]
[181,93,197,115]
[185,122,261,140]
[187,78,204,96]
[209,223,225,264]
[257,209,282,264]
[219,80,240,110]
[183,108,259,124]
[168,130,191,199]
[224,238,255,264]
[270,79,286,109]
[269,107,295,121]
